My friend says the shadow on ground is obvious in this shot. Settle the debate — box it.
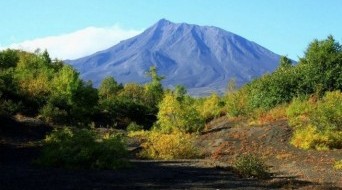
[0,146,317,190]
[0,116,334,190]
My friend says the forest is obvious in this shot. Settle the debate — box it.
[0,36,341,175]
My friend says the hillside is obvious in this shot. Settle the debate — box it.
[67,19,281,96]
[199,117,342,188]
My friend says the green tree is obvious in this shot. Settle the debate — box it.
[43,65,98,125]
[11,50,57,114]
[0,49,19,69]
[99,81,156,129]
[42,49,52,64]
[98,76,121,100]
[120,83,145,103]
[278,56,293,70]
[51,65,81,103]
[174,85,187,101]
[144,66,164,108]
[299,35,342,92]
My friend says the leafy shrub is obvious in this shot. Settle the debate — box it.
[225,88,252,117]
[290,124,342,150]
[311,91,342,131]
[245,36,342,110]
[247,63,301,110]
[197,93,224,121]
[157,92,204,133]
[127,122,144,132]
[233,154,270,179]
[251,104,288,125]
[334,160,342,170]
[39,103,68,124]
[38,128,128,169]
[130,130,200,160]
[0,99,22,116]
[287,91,342,150]
[286,96,313,127]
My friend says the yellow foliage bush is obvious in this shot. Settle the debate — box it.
[287,91,342,150]
[129,130,200,160]
[157,92,204,133]
[225,88,252,117]
[334,160,342,170]
[19,73,50,97]
[290,124,342,150]
[197,93,223,121]
[312,90,342,131]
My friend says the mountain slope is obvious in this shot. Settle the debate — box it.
[68,19,281,96]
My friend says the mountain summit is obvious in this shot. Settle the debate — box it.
[68,19,281,96]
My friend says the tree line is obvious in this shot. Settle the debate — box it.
[1,36,341,134]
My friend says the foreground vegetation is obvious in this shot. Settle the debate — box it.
[0,36,341,170]
[129,130,200,160]
[38,128,128,169]
[233,154,270,179]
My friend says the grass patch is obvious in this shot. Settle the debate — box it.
[233,154,270,179]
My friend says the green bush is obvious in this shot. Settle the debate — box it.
[39,103,68,124]
[286,96,313,127]
[225,87,252,117]
[127,122,144,132]
[233,154,270,179]
[243,36,342,110]
[312,91,342,132]
[38,128,128,169]
[0,99,22,116]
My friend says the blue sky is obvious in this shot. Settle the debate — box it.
[1,0,341,60]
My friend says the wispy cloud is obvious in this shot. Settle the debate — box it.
[1,26,142,60]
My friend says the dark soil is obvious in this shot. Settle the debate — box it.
[1,115,341,189]
[198,117,342,189]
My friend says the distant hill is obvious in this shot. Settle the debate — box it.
[67,19,281,96]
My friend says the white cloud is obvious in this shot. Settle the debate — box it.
[1,25,142,60]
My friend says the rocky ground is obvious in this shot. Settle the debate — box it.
[0,115,341,189]
[198,117,342,189]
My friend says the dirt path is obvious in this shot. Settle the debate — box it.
[1,116,340,189]
[0,138,324,190]
[0,156,267,189]
[0,116,259,190]
[0,145,316,190]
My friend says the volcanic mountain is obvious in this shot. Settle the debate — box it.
[67,19,281,96]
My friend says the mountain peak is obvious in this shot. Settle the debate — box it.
[68,20,281,96]
[156,18,173,26]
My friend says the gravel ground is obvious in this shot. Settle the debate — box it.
[198,117,342,189]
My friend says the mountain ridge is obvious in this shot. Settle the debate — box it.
[67,19,281,96]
